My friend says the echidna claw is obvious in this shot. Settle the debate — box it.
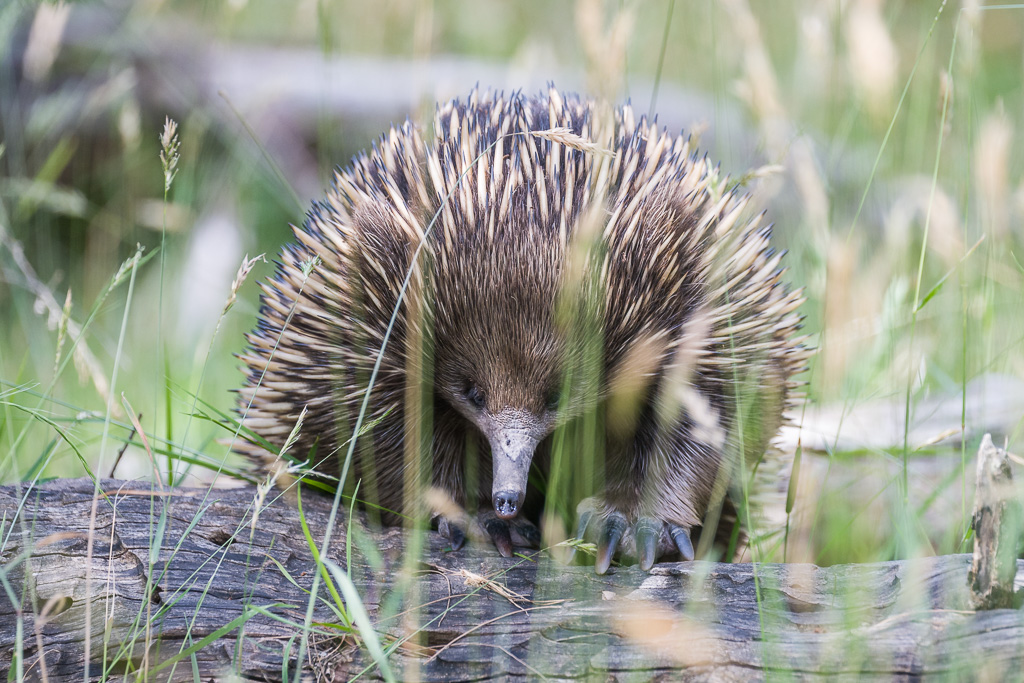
[574,497,697,572]
[596,512,628,575]
[437,516,467,551]
[669,524,695,561]
[636,518,659,571]
[483,517,514,557]
[475,509,541,558]
[568,508,595,565]
[517,519,542,547]
[574,509,594,542]
[448,522,466,552]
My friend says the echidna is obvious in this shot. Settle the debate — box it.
[237,86,808,574]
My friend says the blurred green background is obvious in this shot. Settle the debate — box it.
[2,0,1023,565]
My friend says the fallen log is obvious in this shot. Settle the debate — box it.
[1,477,1022,681]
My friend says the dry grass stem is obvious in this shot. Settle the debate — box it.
[886,180,963,266]
[23,3,70,83]
[530,127,614,157]
[122,394,164,490]
[737,163,785,184]
[719,0,786,152]
[975,102,1013,240]
[821,239,856,394]
[914,427,962,451]
[845,0,898,123]
[423,486,466,524]
[615,602,721,667]
[607,332,667,438]
[253,405,307,532]
[451,568,564,606]
[791,138,831,248]
[160,117,181,194]
[575,0,634,99]
[223,253,265,315]
[0,220,111,404]
[53,289,72,379]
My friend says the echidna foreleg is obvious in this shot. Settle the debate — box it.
[574,497,695,573]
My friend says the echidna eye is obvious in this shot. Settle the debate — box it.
[465,385,486,409]
[545,388,561,411]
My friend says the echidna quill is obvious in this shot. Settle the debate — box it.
[236,87,808,574]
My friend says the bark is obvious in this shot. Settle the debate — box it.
[2,478,1023,682]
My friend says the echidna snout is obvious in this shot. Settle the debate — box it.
[485,419,543,519]
[463,406,547,520]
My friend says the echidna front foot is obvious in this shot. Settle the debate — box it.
[436,515,468,551]
[477,508,541,558]
[435,510,541,558]
[574,497,695,574]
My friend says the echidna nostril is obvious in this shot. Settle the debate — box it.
[492,491,522,520]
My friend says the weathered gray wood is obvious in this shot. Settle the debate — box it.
[2,478,1024,681]
[969,434,1022,609]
